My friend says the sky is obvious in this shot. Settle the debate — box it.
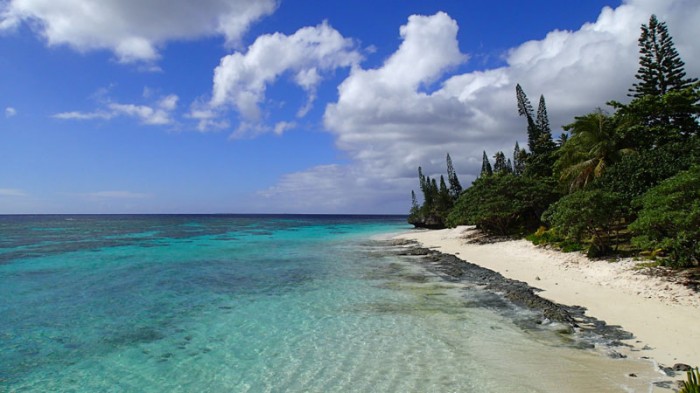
[1,0,699,214]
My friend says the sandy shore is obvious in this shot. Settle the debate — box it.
[395,226,700,371]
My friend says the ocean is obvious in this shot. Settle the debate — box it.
[0,215,660,392]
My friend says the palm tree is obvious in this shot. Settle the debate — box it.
[554,109,633,191]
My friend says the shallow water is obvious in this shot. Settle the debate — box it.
[0,215,661,392]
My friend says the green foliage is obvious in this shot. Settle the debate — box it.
[528,226,564,246]
[542,190,624,256]
[680,367,700,393]
[595,139,697,215]
[409,155,464,229]
[493,151,510,175]
[447,174,560,235]
[410,190,419,216]
[516,85,556,178]
[480,151,493,177]
[629,15,696,98]
[554,109,629,191]
[513,141,528,175]
[437,175,453,214]
[612,86,700,150]
[629,166,700,267]
[408,15,698,265]
[446,153,463,200]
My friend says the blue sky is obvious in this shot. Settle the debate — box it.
[1,0,699,214]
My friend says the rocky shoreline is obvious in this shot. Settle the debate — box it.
[389,238,690,386]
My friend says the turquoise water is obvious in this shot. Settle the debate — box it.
[1,215,658,392]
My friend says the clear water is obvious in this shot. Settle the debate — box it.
[0,215,659,392]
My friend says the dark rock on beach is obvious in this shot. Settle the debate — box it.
[392,240,636,352]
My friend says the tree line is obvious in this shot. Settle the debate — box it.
[408,15,700,267]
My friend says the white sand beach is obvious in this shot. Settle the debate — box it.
[395,226,700,371]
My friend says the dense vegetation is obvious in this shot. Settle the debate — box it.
[408,15,700,268]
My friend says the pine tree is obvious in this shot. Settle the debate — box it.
[446,153,463,200]
[422,175,435,212]
[536,95,551,137]
[418,167,427,194]
[480,151,493,177]
[410,190,419,216]
[493,151,507,174]
[429,178,439,211]
[516,84,539,153]
[506,158,513,174]
[513,142,528,175]
[629,14,697,98]
[535,95,556,155]
[437,175,453,213]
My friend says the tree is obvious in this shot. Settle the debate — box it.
[513,141,528,175]
[446,153,462,200]
[437,175,453,214]
[516,85,556,177]
[629,15,697,98]
[480,151,493,177]
[554,109,631,191]
[616,14,700,150]
[493,151,508,174]
[542,190,624,256]
[612,86,700,150]
[516,84,539,154]
[447,174,560,235]
[535,95,556,155]
[410,190,419,217]
[595,138,698,215]
[556,133,569,146]
[417,167,436,213]
[629,166,700,267]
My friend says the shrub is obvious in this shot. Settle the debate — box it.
[629,166,700,267]
[542,190,624,256]
[447,174,560,235]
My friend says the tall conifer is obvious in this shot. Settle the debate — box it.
[535,95,556,155]
[446,153,462,200]
[516,84,539,153]
[629,15,696,98]
[493,151,507,174]
[480,151,493,177]
[513,141,527,175]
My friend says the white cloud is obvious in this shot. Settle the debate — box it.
[0,0,277,63]
[257,165,406,214]
[54,93,179,125]
[0,188,27,197]
[273,121,296,135]
[259,1,700,213]
[198,21,362,134]
[4,107,17,117]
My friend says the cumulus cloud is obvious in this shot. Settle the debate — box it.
[0,0,277,63]
[4,107,17,117]
[259,1,700,213]
[54,94,179,125]
[198,21,362,134]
